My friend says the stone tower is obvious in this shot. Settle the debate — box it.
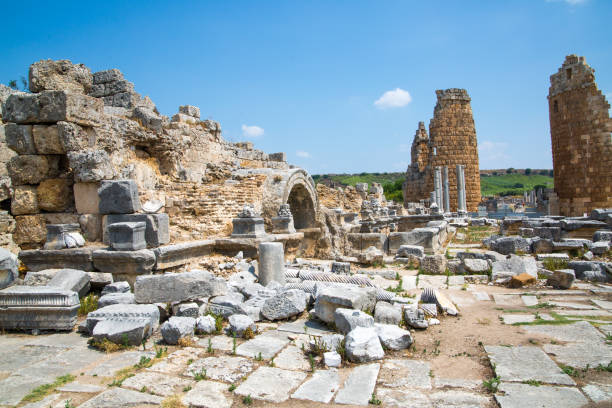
[403,89,481,212]
[548,55,612,216]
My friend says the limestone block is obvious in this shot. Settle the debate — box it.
[179,105,200,118]
[86,303,159,341]
[132,107,162,132]
[2,93,41,123]
[47,268,91,297]
[593,230,612,242]
[261,289,308,320]
[134,270,228,304]
[14,214,46,245]
[161,316,195,345]
[324,351,341,367]
[331,261,351,275]
[93,318,153,346]
[175,302,199,318]
[101,281,130,296]
[334,308,374,334]
[396,245,425,258]
[107,221,146,251]
[231,217,266,238]
[258,242,285,286]
[229,314,256,337]
[0,248,18,289]
[592,241,610,255]
[171,113,198,124]
[490,236,530,255]
[19,248,93,271]
[314,285,376,324]
[403,228,440,251]
[208,293,248,317]
[98,179,140,214]
[421,254,447,274]
[98,292,135,308]
[358,246,384,265]
[92,249,156,278]
[195,315,216,334]
[93,69,124,84]
[67,150,115,182]
[57,121,92,152]
[29,59,93,93]
[462,258,490,274]
[509,273,537,288]
[104,213,169,247]
[73,183,100,214]
[0,285,80,331]
[547,269,575,289]
[37,178,72,212]
[153,240,215,270]
[345,326,384,363]
[43,223,84,250]
[7,155,58,185]
[374,323,413,350]
[374,301,402,325]
[89,80,134,97]
[11,185,39,215]
[491,255,538,280]
[32,125,64,154]
[5,123,35,154]
[404,307,428,329]
[79,214,103,241]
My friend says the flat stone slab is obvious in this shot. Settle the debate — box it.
[277,318,334,336]
[182,380,233,408]
[274,345,310,371]
[582,382,612,403]
[0,374,51,406]
[334,363,380,405]
[495,382,588,408]
[196,335,235,352]
[291,369,340,403]
[472,291,490,301]
[417,275,447,289]
[448,293,475,307]
[236,335,289,360]
[79,387,163,408]
[550,301,597,310]
[521,295,538,306]
[502,314,537,324]
[234,366,307,403]
[433,377,482,390]
[377,388,431,407]
[57,382,105,393]
[21,393,62,408]
[429,390,488,407]
[86,351,154,377]
[378,359,432,389]
[543,341,612,368]
[121,371,192,396]
[493,294,522,306]
[523,321,605,343]
[592,299,612,310]
[184,356,253,383]
[485,346,574,385]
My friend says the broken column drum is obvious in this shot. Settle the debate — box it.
[258,242,285,286]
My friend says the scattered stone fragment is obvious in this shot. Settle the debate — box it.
[261,289,308,320]
[195,315,216,334]
[47,268,90,297]
[334,308,374,334]
[101,281,130,296]
[0,248,19,289]
[228,313,256,337]
[134,270,227,304]
[374,323,413,350]
[314,285,376,324]
[404,307,428,329]
[176,302,199,318]
[547,269,575,289]
[97,292,135,308]
[374,301,402,325]
[345,326,384,363]
[509,272,537,288]
[324,351,342,367]
[160,316,195,345]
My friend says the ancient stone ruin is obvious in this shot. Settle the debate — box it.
[403,88,481,213]
[548,54,612,216]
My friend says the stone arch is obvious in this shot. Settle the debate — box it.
[282,169,318,230]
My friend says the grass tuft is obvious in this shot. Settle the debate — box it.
[21,374,75,403]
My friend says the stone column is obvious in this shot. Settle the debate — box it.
[434,167,443,212]
[430,191,436,207]
[456,164,467,214]
[443,166,450,214]
[258,242,285,286]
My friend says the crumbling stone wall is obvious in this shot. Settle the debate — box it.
[548,55,612,216]
[316,183,363,213]
[403,89,481,212]
[1,59,318,249]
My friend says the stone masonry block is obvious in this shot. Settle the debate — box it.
[5,123,35,154]
[98,180,140,214]
[107,222,146,251]
[74,182,100,214]
[32,124,64,154]
[104,213,169,248]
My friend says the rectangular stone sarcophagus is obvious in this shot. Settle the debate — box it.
[0,286,80,331]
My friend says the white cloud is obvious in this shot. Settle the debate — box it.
[296,150,311,158]
[374,88,412,109]
[479,141,511,167]
[241,124,264,138]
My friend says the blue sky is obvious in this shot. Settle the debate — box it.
[2,0,610,174]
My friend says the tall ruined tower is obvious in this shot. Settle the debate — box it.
[403,89,481,212]
[548,55,612,216]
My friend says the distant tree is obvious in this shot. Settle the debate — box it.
[359,172,367,177]
[7,80,17,90]
[20,76,28,91]
[513,183,524,188]
[506,168,514,174]
[492,171,498,176]
[525,168,531,175]
[548,170,554,177]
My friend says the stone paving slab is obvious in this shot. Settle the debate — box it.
[485,346,575,385]
[86,351,154,377]
[12,346,103,383]
[582,382,612,403]
[531,290,588,296]
[0,345,65,374]
[196,335,235,351]
[377,388,432,407]
[121,371,192,396]
[542,342,612,369]
[417,275,447,289]
[433,377,481,389]
[22,332,90,349]
[494,382,588,408]
[523,321,604,343]
[277,318,334,336]
[472,291,490,301]
[236,335,289,360]
[598,324,612,334]
[79,387,163,408]
[182,380,233,408]
[555,309,612,316]
[550,301,597,310]
[21,393,62,408]
[448,293,475,306]
[378,359,432,389]
[274,345,311,371]
[234,366,307,403]
[429,390,488,407]
[0,374,51,406]
[501,313,553,324]
[291,369,340,403]
[184,356,253,383]
[493,294,522,306]
[592,299,612,310]
[521,295,538,306]
[447,276,465,286]
[334,363,380,405]
[56,382,105,393]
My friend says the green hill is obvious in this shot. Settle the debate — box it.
[313,171,554,201]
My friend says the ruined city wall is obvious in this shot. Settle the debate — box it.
[1,60,318,249]
[548,55,612,216]
[403,89,481,212]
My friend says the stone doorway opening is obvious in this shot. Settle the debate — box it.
[287,184,315,230]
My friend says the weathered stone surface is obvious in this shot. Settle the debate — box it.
[462,258,490,273]
[378,359,431,389]
[67,150,115,182]
[179,105,200,118]
[4,91,103,125]
[11,185,38,215]
[0,248,18,289]
[404,307,428,329]
[98,292,135,308]
[32,124,63,154]
[324,351,342,367]
[8,155,57,185]
[492,255,538,280]
[292,369,340,403]
[374,301,402,325]
[334,363,380,405]
[593,230,612,242]
[86,303,159,343]
[236,335,289,359]
[592,241,610,255]
[374,323,413,350]
[135,270,227,304]
[490,236,529,255]
[228,313,256,337]
[98,179,140,214]
[79,388,162,408]
[29,59,93,94]
[495,382,588,408]
[107,221,146,251]
[47,268,90,297]
[334,308,374,334]
[547,269,575,289]
[43,223,84,250]
[258,242,285,286]
[396,244,425,258]
[19,248,93,271]
[92,317,153,346]
[93,249,155,278]
[182,380,233,408]
[0,286,79,330]
[331,261,351,274]
[185,356,253,383]
[122,371,192,397]
[358,245,384,265]
[101,280,130,295]
[261,289,308,320]
[105,213,170,247]
[161,316,195,345]
[314,285,376,323]
[176,302,199,317]
[153,240,215,270]
[234,366,307,403]
[195,315,216,334]
[73,182,100,214]
[345,326,384,363]
[485,345,575,385]
[509,272,536,288]
[207,293,247,317]
[5,123,35,154]
[568,260,610,282]
[56,382,104,393]
[420,254,447,274]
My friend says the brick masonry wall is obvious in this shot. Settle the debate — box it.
[548,55,612,216]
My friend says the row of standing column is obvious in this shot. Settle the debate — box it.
[431,165,467,214]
